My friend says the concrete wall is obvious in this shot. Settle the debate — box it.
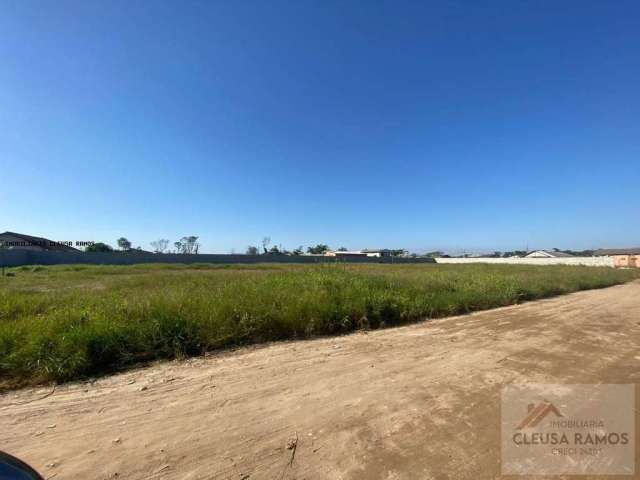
[0,250,29,267]
[0,251,623,268]
[0,250,436,267]
[434,257,616,267]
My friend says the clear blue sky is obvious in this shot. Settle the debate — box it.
[1,1,638,253]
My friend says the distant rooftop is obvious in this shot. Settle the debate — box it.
[0,231,79,252]
[525,250,574,258]
[593,248,640,256]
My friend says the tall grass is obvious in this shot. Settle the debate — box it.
[0,263,637,387]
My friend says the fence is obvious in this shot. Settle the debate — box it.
[0,250,436,268]
[0,250,618,268]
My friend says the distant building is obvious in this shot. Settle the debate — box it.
[0,231,79,252]
[325,249,393,258]
[325,250,366,257]
[361,249,393,258]
[525,250,574,258]
[593,248,640,268]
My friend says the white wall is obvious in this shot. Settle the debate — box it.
[434,257,615,267]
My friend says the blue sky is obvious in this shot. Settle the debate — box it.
[1,0,638,253]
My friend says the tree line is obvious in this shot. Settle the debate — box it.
[84,236,340,256]
[85,236,200,254]
[84,234,415,256]
[244,237,332,256]
[245,238,409,256]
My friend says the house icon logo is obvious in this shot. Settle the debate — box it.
[516,400,563,430]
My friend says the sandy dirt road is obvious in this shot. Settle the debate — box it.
[2,282,640,479]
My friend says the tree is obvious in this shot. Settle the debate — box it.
[390,249,407,257]
[246,245,259,255]
[261,237,271,254]
[117,237,132,251]
[307,244,330,255]
[150,239,169,254]
[177,236,199,254]
[337,247,347,251]
[85,242,113,253]
[424,251,444,258]
[292,246,304,256]
[268,245,281,255]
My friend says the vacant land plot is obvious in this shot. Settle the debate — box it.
[2,280,639,479]
[1,263,638,387]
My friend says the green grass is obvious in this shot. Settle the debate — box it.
[1,263,638,388]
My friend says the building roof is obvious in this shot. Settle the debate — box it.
[0,231,80,252]
[593,248,640,256]
[548,251,574,257]
[526,250,574,258]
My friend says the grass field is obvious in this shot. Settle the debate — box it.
[1,263,638,388]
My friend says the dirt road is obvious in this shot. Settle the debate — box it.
[2,282,640,479]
